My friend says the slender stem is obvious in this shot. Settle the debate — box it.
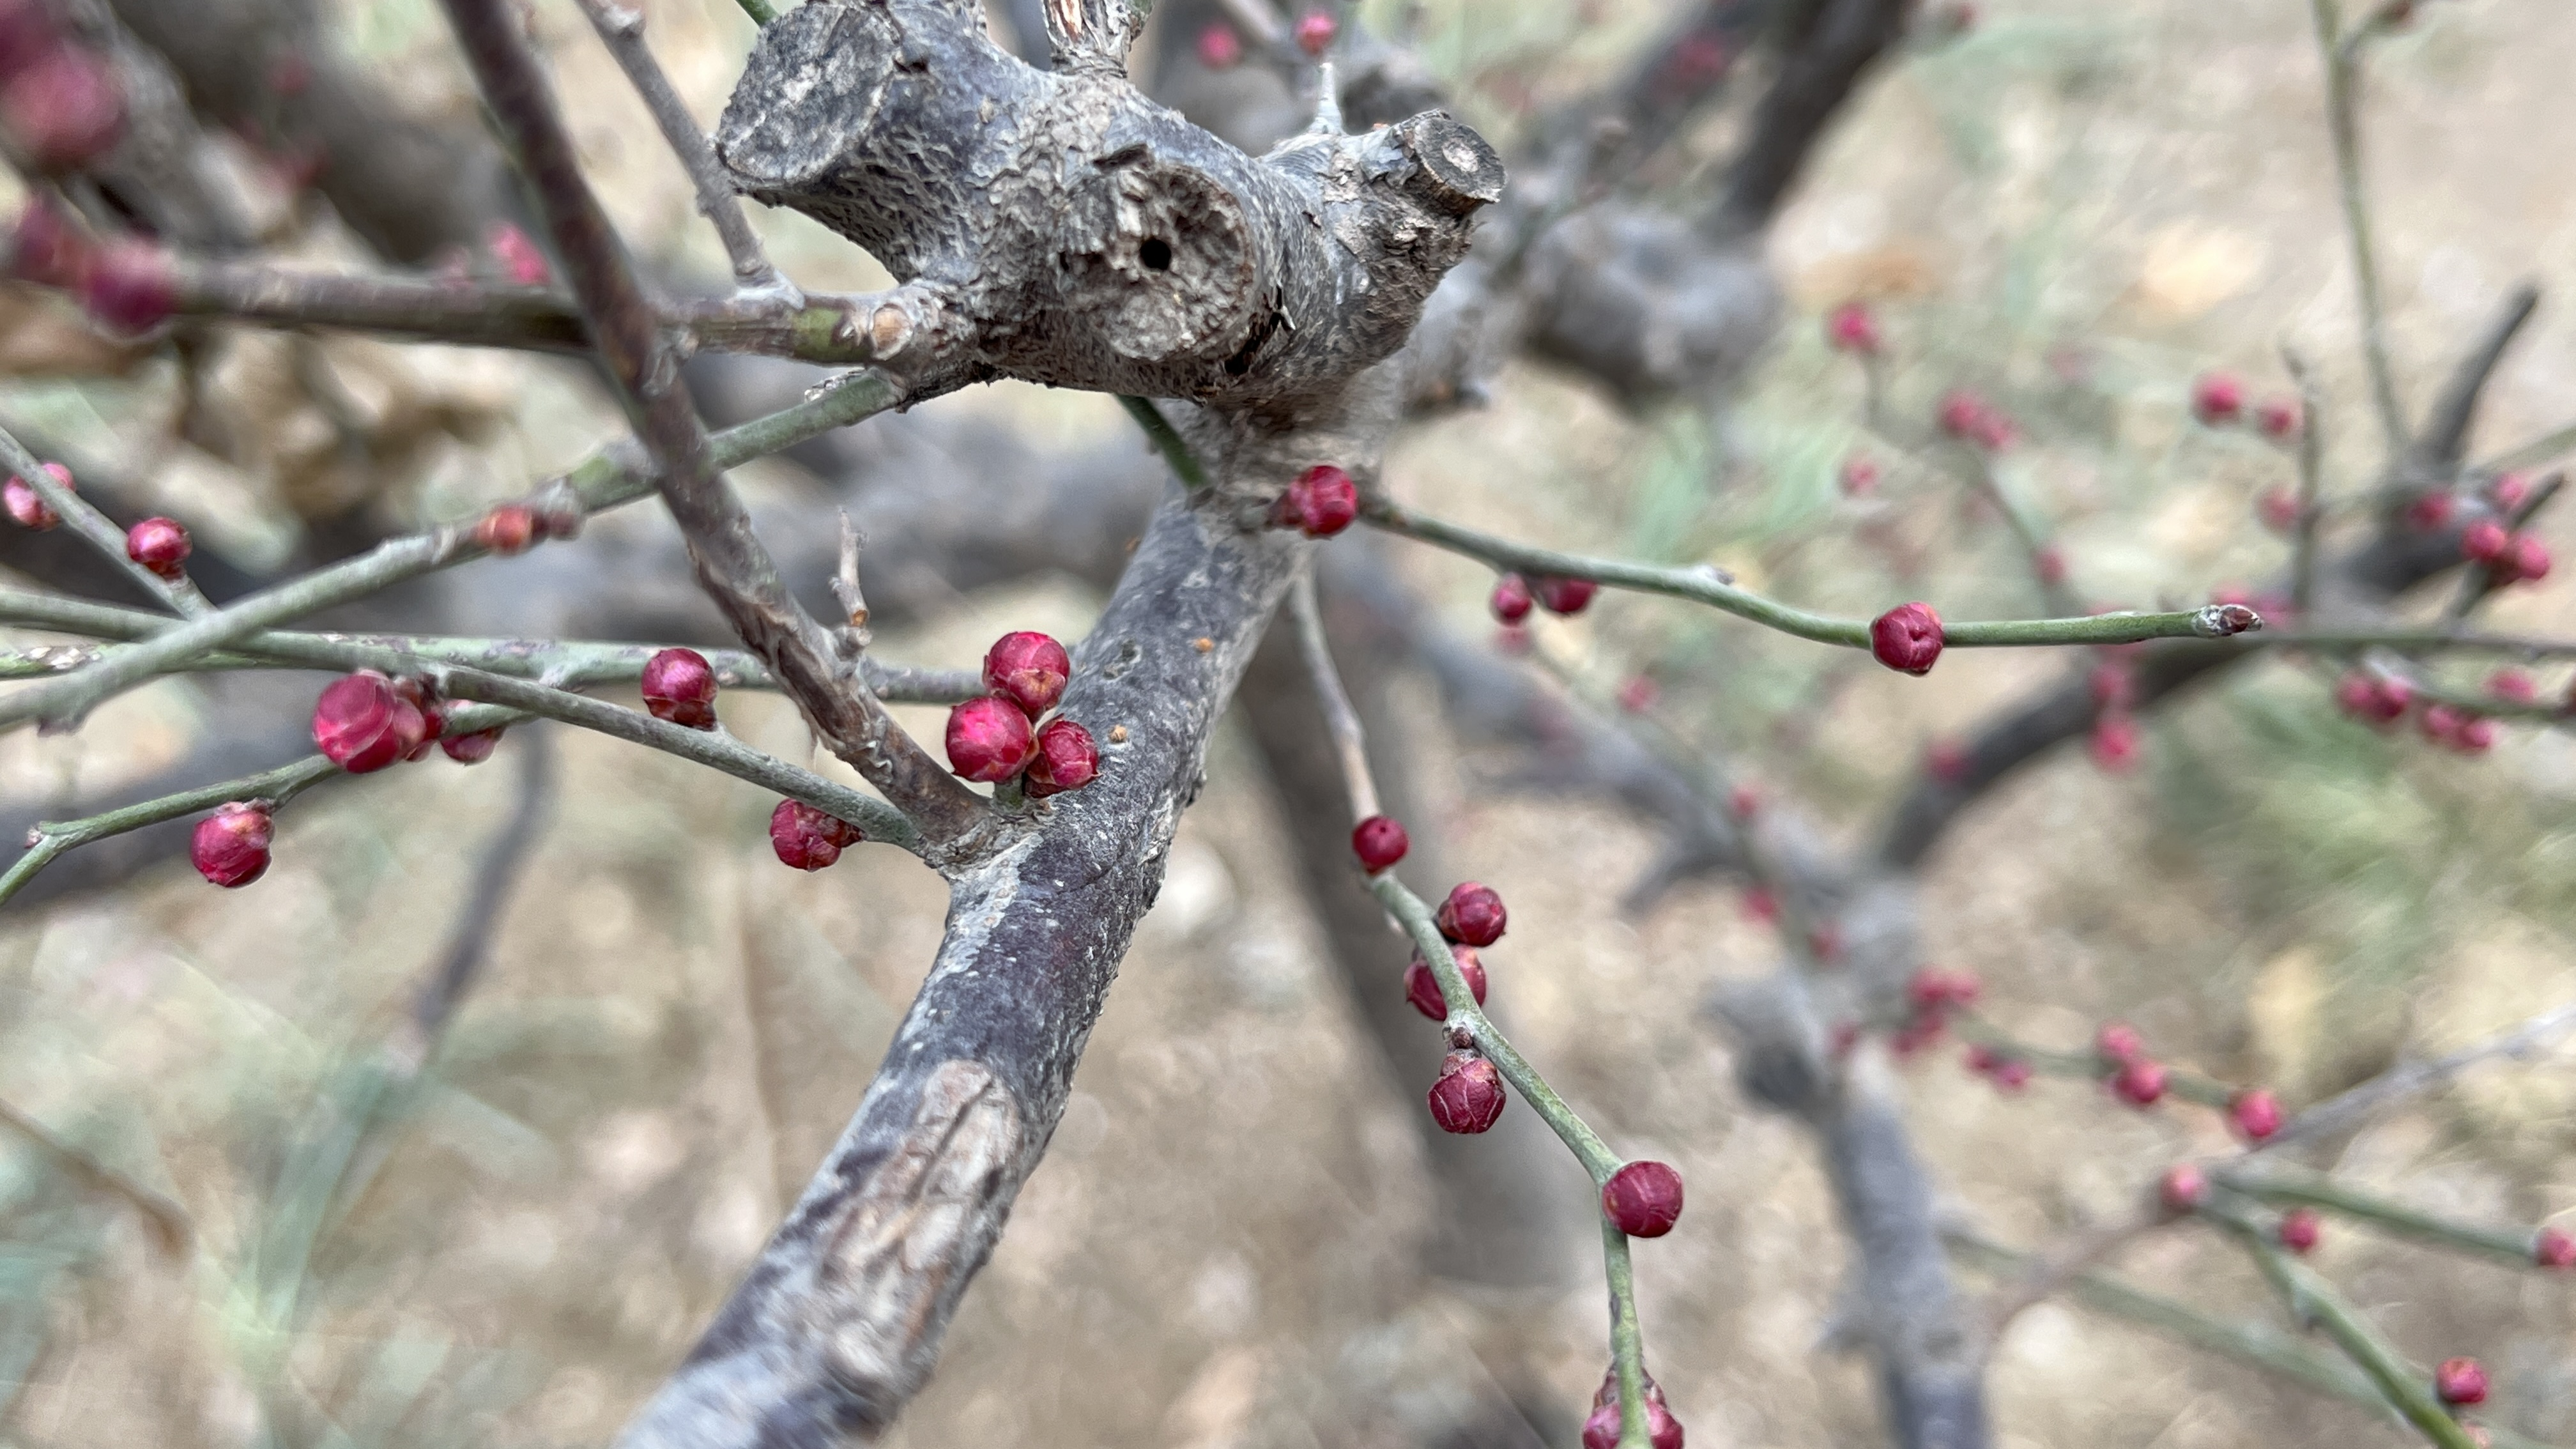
[733,0,778,23]
[2220,1167,2551,1266]
[0,1094,192,1255]
[0,755,341,908]
[2265,1002,2576,1151]
[0,424,210,617]
[1955,445,2078,615]
[1286,571,1379,821]
[0,371,907,732]
[2217,1211,2484,1449]
[2285,346,2328,613]
[1369,500,2260,649]
[2259,625,2576,659]
[2310,0,2407,457]
[2481,417,2576,477]
[1952,1015,2241,1107]
[574,0,787,292]
[1602,1220,1652,1449]
[1118,396,1210,490]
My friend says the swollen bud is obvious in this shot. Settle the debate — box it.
[770,799,862,871]
[1194,20,1243,67]
[190,802,272,887]
[1581,1369,1684,1449]
[1533,574,1598,616]
[2191,372,2244,425]
[1023,718,1100,797]
[2,46,125,171]
[2112,1057,2168,1107]
[1351,813,1408,873]
[2278,1207,2321,1255]
[3,459,70,529]
[1436,881,1507,946]
[1426,1051,1506,1133]
[640,647,719,730]
[1292,8,1337,54]
[2095,1020,2144,1064]
[1870,601,1944,675]
[1601,1160,1685,1238]
[1827,300,1882,355]
[123,516,188,578]
[983,631,1072,719]
[2229,1088,2283,1142]
[1404,943,1486,1020]
[1490,573,1533,624]
[78,241,176,335]
[2435,1358,2490,1408]
[441,726,503,764]
[311,671,429,774]
[2158,1162,2207,1215]
[1277,464,1358,538]
[2534,1225,2575,1269]
[472,503,539,556]
[946,695,1036,782]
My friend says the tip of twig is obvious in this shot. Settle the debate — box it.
[2193,602,2262,638]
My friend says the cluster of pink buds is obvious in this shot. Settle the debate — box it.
[1870,601,1943,675]
[2096,1020,2168,1107]
[1890,965,1980,1056]
[1194,20,1243,68]
[1936,388,2015,450]
[1491,571,1598,621]
[2332,670,2503,755]
[769,799,865,871]
[0,0,126,172]
[2460,518,2550,588]
[1963,1043,2032,1091]
[1292,8,1336,55]
[1825,300,1882,355]
[190,802,273,888]
[1581,1366,1685,1449]
[1273,464,1357,538]
[1,458,72,529]
[2190,370,2302,440]
[1420,882,1512,1131]
[945,631,1101,799]
[2419,703,2499,755]
[312,670,494,774]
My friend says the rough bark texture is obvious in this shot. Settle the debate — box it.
[615,492,1303,1448]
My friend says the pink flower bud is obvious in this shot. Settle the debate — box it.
[2257,488,2299,533]
[1404,942,1486,1020]
[1277,463,1357,537]
[2096,1020,2144,1064]
[2192,372,2244,425]
[2158,1162,2207,1213]
[2435,1357,2489,1407]
[1427,1051,1506,1133]
[1618,675,1660,712]
[1351,813,1408,872]
[2405,492,2457,532]
[1938,388,2012,448]
[2461,519,2510,565]
[441,726,503,763]
[3,459,69,529]
[2493,473,2531,511]
[1601,1160,1685,1238]
[2255,397,2303,440]
[1023,717,1100,796]
[2334,671,2410,725]
[1827,300,1882,355]
[2452,716,2497,755]
[770,799,861,870]
[77,241,175,335]
[472,503,539,556]
[123,516,188,578]
[2229,1087,2283,1142]
[2535,1225,2575,1269]
[1490,573,1533,624]
[1907,966,1981,1011]
[2420,703,2464,747]
[1293,8,1337,55]
[1194,20,1243,68]
[311,671,426,774]
[640,647,718,730]
[2278,1206,2321,1255]
[946,694,1036,782]
[982,631,1071,719]
[1991,1056,2033,1091]
[1582,1371,1684,1449]
[2112,1057,2168,1108]
[486,220,549,286]
[8,195,89,286]
[1533,574,1598,616]
[2488,668,2536,705]
[2089,714,2140,772]
[3,46,125,171]
[1870,601,1943,675]
[190,802,272,887]
[1839,455,1880,496]
[1436,880,1506,946]
[2504,532,2550,585]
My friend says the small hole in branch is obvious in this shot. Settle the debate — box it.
[1139,238,1173,272]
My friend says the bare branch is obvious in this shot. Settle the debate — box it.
[0,1094,192,1257]
[2262,1001,2576,1151]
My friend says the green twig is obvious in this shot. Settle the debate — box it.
[2285,346,2329,613]
[0,424,213,618]
[1119,396,1211,490]
[0,755,342,908]
[2219,1167,2547,1267]
[2309,0,2407,457]
[733,0,778,22]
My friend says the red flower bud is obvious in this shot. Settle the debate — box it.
[2487,668,2536,705]
[1436,880,1507,946]
[311,671,427,774]
[2112,1057,2168,1107]
[1839,455,1880,496]
[1404,942,1486,1020]
[2452,715,2497,755]
[123,516,188,578]
[190,802,272,888]
[1908,965,1981,1011]
[1582,1371,1684,1449]
[2158,1162,2207,1214]
[946,695,1036,782]
[1351,813,1408,873]
[2535,1225,2575,1269]
[2504,532,2550,585]
[1827,300,1882,355]
[770,799,862,870]
[2493,473,2531,511]
[2421,703,2465,747]
[1991,1056,2033,1091]
[2192,372,2244,425]
[1602,1160,1685,1238]
[2278,1206,2322,1255]
[640,647,718,730]
[2461,519,2510,565]
[2229,1087,2283,1142]
[1870,601,1943,675]
[982,631,1071,719]
[1533,573,1598,616]
[473,503,539,556]
[9,195,90,286]
[1194,20,1242,67]
[1490,573,1533,623]
[486,220,549,286]
[1618,675,1660,712]
[2435,1357,2489,1407]
[1938,388,2014,448]
[441,726,503,764]
[2404,492,2457,532]
[1292,8,1337,55]
[78,240,176,335]
[1741,885,1777,924]
[1023,717,1100,796]
[2257,487,2299,533]
[1278,463,1357,537]
[1427,1051,1506,1133]
[2334,671,2411,724]
[2089,714,2140,772]
[3,459,70,530]
[2255,397,2303,440]
[3,47,125,171]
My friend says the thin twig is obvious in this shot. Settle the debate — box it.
[2284,346,2328,613]
[2217,1165,2550,1268]
[574,0,790,295]
[1118,396,1210,489]
[2309,0,2406,457]
[0,423,210,618]
[1287,571,1378,822]
[2264,1002,2576,1151]
[0,753,344,908]
[0,1094,192,1256]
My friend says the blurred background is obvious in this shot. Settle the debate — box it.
[3,0,2575,1446]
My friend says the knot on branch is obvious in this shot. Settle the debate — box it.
[717,0,1501,408]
